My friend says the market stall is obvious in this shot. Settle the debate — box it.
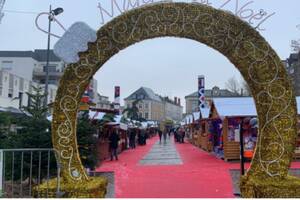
[197,107,212,151]
[210,97,257,161]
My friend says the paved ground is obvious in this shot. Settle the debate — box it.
[139,137,182,165]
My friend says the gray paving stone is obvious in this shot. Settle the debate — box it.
[139,139,182,166]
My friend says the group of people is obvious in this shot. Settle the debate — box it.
[108,126,157,161]
[174,127,186,143]
[108,126,187,161]
[158,129,168,144]
[157,127,186,144]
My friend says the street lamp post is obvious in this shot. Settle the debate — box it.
[43,5,64,108]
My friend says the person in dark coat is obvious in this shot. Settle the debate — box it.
[129,128,136,149]
[179,128,185,143]
[109,127,120,161]
[158,130,163,144]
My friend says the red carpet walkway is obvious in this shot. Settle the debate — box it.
[96,136,236,198]
[96,136,300,198]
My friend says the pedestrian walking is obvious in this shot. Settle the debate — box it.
[163,131,167,144]
[129,128,136,149]
[174,129,178,142]
[109,126,120,161]
[158,130,163,144]
[168,129,171,138]
[179,127,185,143]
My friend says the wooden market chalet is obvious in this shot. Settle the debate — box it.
[182,97,300,161]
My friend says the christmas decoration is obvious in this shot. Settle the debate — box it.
[51,2,299,197]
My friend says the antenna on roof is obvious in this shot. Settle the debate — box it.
[0,0,5,23]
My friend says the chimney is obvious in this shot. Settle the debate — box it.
[178,98,181,106]
[174,97,177,105]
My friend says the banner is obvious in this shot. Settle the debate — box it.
[114,86,120,104]
[198,75,205,109]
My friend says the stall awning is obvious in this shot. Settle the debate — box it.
[200,107,210,119]
[89,111,105,120]
[192,112,200,121]
[212,97,256,117]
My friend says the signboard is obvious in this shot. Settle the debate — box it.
[79,104,90,111]
[97,0,275,31]
[198,75,205,110]
[114,86,120,104]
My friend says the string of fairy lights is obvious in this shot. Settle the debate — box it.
[0,0,41,24]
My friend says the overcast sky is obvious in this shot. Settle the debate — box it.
[0,0,299,111]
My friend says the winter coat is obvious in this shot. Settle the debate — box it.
[109,131,120,149]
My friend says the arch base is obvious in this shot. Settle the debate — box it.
[33,177,108,198]
[240,175,300,198]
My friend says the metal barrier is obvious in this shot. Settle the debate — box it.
[0,148,61,198]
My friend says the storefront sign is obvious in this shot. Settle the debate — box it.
[97,0,275,31]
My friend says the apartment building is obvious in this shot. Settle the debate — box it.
[124,87,183,122]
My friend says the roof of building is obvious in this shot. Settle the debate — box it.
[33,49,61,62]
[185,87,241,98]
[0,50,61,62]
[124,87,162,102]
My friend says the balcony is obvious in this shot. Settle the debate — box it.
[33,70,63,78]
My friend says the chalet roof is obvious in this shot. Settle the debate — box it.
[212,97,256,117]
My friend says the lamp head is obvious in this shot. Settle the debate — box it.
[52,7,64,16]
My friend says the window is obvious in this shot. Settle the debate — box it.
[145,103,149,109]
[139,104,143,109]
[1,61,13,71]
[145,112,149,119]
[48,79,57,84]
[43,65,57,72]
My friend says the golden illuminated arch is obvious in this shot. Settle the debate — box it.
[52,2,300,197]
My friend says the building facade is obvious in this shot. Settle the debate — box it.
[0,50,99,109]
[0,70,32,108]
[93,94,112,110]
[284,52,300,96]
[124,87,183,122]
[185,86,242,114]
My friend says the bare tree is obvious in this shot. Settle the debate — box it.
[240,78,251,96]
[225,76,240,95]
